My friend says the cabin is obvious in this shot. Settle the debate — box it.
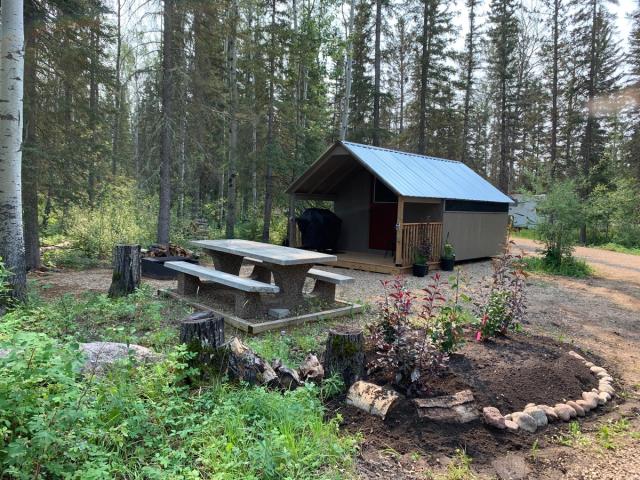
[286,141,514,274]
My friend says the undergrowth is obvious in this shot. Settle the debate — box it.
[519,256,594,278]
[0,334,356,479]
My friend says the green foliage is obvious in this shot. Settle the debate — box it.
[595,243,640,256]
[0,257,12,307]
[443,242,455,260]
[0,285,188,352]
[246,328,323,367]
[64,181,157,259]
[587,178,640,248]
[0,334,355,479]
[536,181,585,266]
[519,256,593,278]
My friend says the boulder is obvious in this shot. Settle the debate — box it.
[505,419,519,433]
[536,404,559,422]
[584,361,595,368]
[597,392,610,405]
[483,407,506,429]
[566,400,585,417]
[590,366,607,375]
[510,412,537,433]
[554,403,576,421]
[599,383,614,395]
[575,399,593,413]
[524,407,549,427]
[581,391,599,409]
[568,351,586,361]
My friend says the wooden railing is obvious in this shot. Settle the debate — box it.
[399,222,443,266]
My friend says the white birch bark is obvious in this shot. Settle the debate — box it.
[0,0,27,303]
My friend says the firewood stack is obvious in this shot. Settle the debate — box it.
[143,243,196,259]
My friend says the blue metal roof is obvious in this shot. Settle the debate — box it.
[341,141,513,203]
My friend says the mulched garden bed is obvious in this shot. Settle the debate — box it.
[328,332,611,463]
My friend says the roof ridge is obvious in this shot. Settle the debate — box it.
[341,141,462,165]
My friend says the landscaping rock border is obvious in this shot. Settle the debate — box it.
[482,350,615,433]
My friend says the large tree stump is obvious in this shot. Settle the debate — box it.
[179,311,225,368]
[108,244,141,298]
[323,327,365,388]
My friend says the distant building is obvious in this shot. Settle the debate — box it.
[509,193,545,229]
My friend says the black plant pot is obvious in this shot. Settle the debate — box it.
[412,263,428,277]
[441,256,455,271]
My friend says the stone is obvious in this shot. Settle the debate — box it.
[505,413,513,421]
[597,392,610,405]
[584,361,595,368]
[599,375,614,383]
[80,342,159,374]
[582,391,599,409]
[491,453,531,480]
[599,383,615,395]
[298,354,324,383]
[483,407,506,429]
[511,412,538,433]
[554,403,576,421]
[525,402,536,409]
[505,419,519,433]
[524,407,549,427]
[590,365,607,375]
[414,390,479,423]
[568,351,586,361]
[566,401,585,417]
[536,404,559,422]
[346,381,401,420]
[268,308,290,319]
[576,399,593,412]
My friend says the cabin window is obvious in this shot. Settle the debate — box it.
[445,200,509,213]
[373,178,397,203]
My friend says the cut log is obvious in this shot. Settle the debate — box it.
[272,359,302,390]
[346,381,401,419]
[179,312,225,367]
[108,244,141,298]
[227,337,278,386]
[323,327,365,388]
[299,353,324,383]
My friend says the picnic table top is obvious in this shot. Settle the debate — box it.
[190,239,337,266]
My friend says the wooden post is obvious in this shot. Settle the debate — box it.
[179,311,225,368]
[395,197,405,266]
[323,327,365,388]
[108,244,141,298]
[288,193,297,247]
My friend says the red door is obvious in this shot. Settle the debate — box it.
[369,203,397,250]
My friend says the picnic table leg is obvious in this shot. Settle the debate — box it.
[205,250,244,274]
[250,264,272,283]
[269,264,311,308]
[312,281,336,303]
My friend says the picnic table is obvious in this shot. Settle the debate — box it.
[190,239,337,307]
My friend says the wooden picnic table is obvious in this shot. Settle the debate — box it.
[190,239,337,307]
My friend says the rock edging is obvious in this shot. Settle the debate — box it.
[482,350,615,433]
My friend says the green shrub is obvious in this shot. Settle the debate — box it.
[519,256,593,278]
[0,333,356,479]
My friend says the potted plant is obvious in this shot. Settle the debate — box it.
[441,240,455,271]
[412,240,432,277]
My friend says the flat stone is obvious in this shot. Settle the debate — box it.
[80,342,159,374]
[590,365,606,375]
[413,390,479,424]
[414,389,474,408]
[566,401,585,417]
[346,381,401,420]
[582,391,599,409]
[568,351,586,361]
[483,407,506,429]
[575,399,593,412]
[492,453,531,480]
[537,404,559,422]
[511,412,537,433]
[268,308,290,319]
[554,403,576,421]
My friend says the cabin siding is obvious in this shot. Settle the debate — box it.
[442,211,509,261]
[334,169,371,252]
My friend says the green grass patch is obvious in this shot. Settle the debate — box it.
[519,256,594,278]
[511,228,538,240]
[42,248,106,270]
[592,242,640,256]
[0,334,356,479]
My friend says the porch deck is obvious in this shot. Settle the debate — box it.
[334,251,439,275]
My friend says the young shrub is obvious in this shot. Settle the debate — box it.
[475,242,527,341]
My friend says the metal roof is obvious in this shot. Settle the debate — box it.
[339,141,513,203]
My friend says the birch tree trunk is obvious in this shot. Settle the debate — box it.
[0,0,27,303]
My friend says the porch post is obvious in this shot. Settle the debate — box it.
[395,196,405,266]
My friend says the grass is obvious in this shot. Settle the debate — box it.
[511,228,537,240]
[519,256,594,278]
[593,242,640,256]
[427,449,479,480]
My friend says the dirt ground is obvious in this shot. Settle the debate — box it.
[30,239,640,479]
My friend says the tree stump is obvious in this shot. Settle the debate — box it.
[179,311,225,368]
[227,337,278,386]
[323,327,365,389]
[108,244,141,298]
